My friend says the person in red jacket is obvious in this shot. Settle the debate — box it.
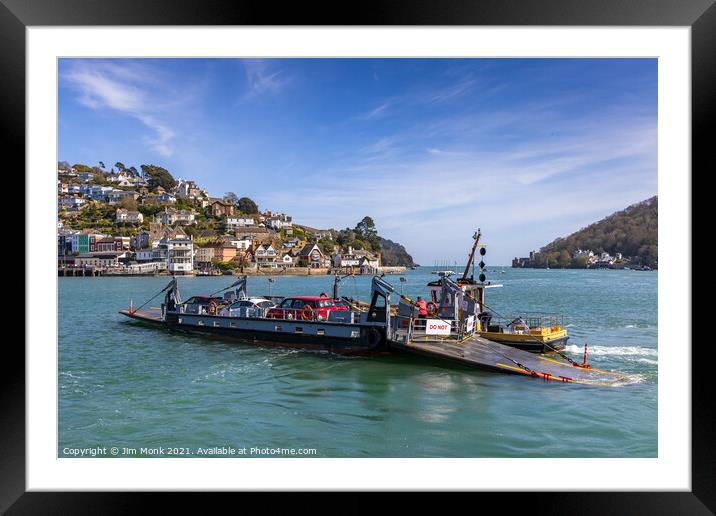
[415,296,428,318]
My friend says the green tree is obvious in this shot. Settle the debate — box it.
[115,162,126,171]
[354,216,377,240]
[73,163,93,173]
[92,172,110,185]
[574,256,589,268]
[224,192,239,206]
[237,197,258,214]
[557,250,571,268]
[141,164,177,190]
[118,196,138,211]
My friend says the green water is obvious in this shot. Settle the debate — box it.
[59,267,657,457]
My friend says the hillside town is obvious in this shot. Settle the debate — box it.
[57,162,401,276]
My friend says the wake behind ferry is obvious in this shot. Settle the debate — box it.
[121,231,628,385]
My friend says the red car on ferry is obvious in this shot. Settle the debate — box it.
[266,295,348,321]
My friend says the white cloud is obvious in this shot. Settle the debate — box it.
[261,109,656,264]
[61,60,176,157]
[241,59,290,98]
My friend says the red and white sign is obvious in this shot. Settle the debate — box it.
[426,319,451,335]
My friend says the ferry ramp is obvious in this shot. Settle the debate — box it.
[389,333,631,386]
[119,307,164,324]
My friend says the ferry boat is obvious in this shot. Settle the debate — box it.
[120,231,625,385]
[421,230,569,354]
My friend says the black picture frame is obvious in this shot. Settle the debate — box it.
[5,0,707,512]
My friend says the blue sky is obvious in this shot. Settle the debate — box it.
[58,58,657,265]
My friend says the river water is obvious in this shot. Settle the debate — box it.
[58,267,657,457]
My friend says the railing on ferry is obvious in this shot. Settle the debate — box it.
[483,313,564,333]
[392,315,476,344]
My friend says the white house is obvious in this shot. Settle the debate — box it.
[59,196,86,208]
[225,216,255,230]
[332,247,361,268]
[265,215,293,230]
[173,179,206,200]
[220,235,252,250]
[115,209,144,224]
[254,244,277,267]
[135,249,157,262]
[156,236,194,274]
[154,208,196,226]
[157,193,177,204]
[572,249,594,259]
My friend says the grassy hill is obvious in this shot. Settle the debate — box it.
[530,196,658,268]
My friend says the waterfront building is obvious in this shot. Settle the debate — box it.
[194,247,216,268]
[573,249,594,259]
[332,246,361,268]
[135,249,157,262]
[158,236,194,274]
[69,231,105,254]
[75,251,131,268]
[212,245,238,262]
[296,243,327,268]
[255,244,278,267]
[96,236,131,252]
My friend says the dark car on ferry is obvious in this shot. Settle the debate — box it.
[266,296,348,321]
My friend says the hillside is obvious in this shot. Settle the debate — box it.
[517,196,658,268]
[379,237,418,267]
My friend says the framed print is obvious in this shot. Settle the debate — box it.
[6,0,709,512]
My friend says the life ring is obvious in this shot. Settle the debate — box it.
[302,305,314,320]
[367,327,383,348]
[426,302,438,317]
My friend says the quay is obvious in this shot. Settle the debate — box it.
[60,265,406,277]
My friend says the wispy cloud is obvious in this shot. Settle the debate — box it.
[61,60,176,157]
[262,105,656,264]
[241,59,291,99]
[358,99,394,120]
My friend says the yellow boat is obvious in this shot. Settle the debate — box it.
[477,313,569,354]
